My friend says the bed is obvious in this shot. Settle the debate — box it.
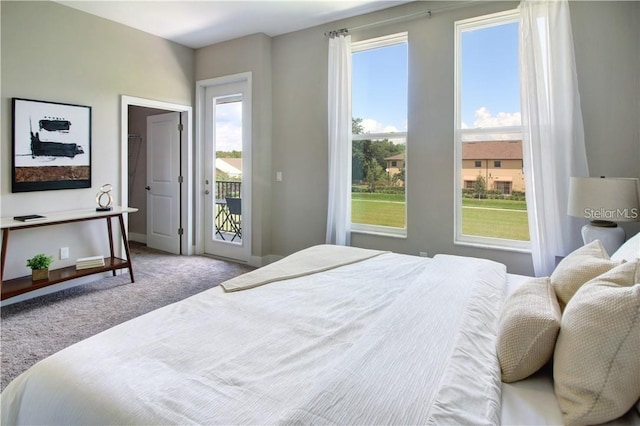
[2,239,639,425]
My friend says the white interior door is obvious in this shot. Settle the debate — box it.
[147,112,182,254]
[203,77,251,262]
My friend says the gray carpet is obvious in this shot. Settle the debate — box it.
[0,242,254,392]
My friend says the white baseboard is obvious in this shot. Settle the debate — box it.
[129,232,147,244]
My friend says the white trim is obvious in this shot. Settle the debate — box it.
[350,34,408,238]
[453,10,529,252]
[196,72,252,262]
[352,32,408,52]
[120,95,193,255]
[352,132,407,141]
[128,232,147,244]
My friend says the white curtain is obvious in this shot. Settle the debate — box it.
[519,0,589,276]
[326,34,352,246]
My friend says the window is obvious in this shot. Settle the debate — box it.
[351,33,408,237]
[455,10,529,250]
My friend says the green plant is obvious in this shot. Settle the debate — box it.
[26,253,54,270]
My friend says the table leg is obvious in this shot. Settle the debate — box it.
[1,228,9,290]
[118,214,135,283]
[106,217,116,276]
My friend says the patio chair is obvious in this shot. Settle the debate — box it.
[225,197,242,242]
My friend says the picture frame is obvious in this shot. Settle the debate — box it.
[12,98,92,192]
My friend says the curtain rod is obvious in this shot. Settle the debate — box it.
[324,1,475,38]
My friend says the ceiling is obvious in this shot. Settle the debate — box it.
[55,1,410,49]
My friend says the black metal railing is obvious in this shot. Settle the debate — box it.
[215,180,241,199]
[214,181,242,240]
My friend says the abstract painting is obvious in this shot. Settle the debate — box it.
[12,98,91,192]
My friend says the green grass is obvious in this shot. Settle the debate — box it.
[462,206,530,240]
[351,193,530,240]
[462,198,527,210]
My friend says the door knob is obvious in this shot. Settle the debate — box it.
[145,186,150,191]
[205,190,210,195]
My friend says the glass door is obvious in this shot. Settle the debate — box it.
[204,78,251,262]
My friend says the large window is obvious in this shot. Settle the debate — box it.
[351,33,408,236]
[455,11,529,250]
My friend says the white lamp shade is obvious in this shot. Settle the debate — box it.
[568,177,640,223]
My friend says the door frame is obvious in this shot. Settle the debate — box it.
[120,95,194,255]
[195,72,252,260]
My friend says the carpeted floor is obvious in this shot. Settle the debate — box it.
[0,242,254,392]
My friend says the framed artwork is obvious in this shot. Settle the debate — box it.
[12,98,91,192]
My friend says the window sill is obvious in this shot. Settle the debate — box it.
[351,225,407,239]
[454,238,531,254]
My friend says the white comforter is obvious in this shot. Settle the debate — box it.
[1,250,506,425]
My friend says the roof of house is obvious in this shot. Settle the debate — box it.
[385,154,405,161]
[215,157,243,175]
[462,140,523,160]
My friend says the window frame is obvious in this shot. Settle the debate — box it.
[454,10,530,252]
[351,32,409,238]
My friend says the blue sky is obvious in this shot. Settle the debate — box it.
[352,21,520,133]
[217,23,521,151]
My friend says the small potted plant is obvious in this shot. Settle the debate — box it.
[27,253,54,281]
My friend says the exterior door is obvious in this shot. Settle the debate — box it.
[203,77,251,262]
[146,112,182,254]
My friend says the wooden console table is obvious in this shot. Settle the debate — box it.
[1,207,138,301]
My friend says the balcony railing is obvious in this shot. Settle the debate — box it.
[214,180,242,241]
[215,180,241,199]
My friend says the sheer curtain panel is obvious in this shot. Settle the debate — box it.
[326,34,352,246]
[519,0,589,276]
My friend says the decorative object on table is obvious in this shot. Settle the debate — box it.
[568,176,640,255]
[26,253,54,281]
[76,255,105,270]
[95,184,113,211]
[12,98,91,193]
[13,214,46,222]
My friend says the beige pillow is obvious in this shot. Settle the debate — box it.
[551,239,622,308]
[497,277,561,383]
[554,261,640,426]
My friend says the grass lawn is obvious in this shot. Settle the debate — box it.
[352,195,405,228]
[351,193,529,240]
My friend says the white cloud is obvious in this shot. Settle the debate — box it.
[215,102,242,152]
[361,118,404,134]
[460,107,522,141]
[472,107,521,128]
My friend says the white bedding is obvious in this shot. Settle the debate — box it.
[4,246,636,425]
[2,249,506,425]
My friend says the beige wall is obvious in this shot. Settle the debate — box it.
[195,33,273,259]
[1,1,194,289]
[268,1,640,275]
[462,159,525,193]
[2,1,637,285]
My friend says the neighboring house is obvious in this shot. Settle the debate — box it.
[384,154,405,179]
[215,157,242,179]
[461,140,525,194]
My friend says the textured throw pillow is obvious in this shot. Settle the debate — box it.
[554,260,640,426]
[497,277,561,383]
[550,239,622,308]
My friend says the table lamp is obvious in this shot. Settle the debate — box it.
[567,177,640,255]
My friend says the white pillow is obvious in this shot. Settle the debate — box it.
[554,260,640,426]
[550,239,623,308]
[611,232,640,262]
[497,277,561,383]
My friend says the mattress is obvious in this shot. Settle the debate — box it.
[2,247,639,425]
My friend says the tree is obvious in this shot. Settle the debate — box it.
[474,175,486,199]
[351,118,405,189]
